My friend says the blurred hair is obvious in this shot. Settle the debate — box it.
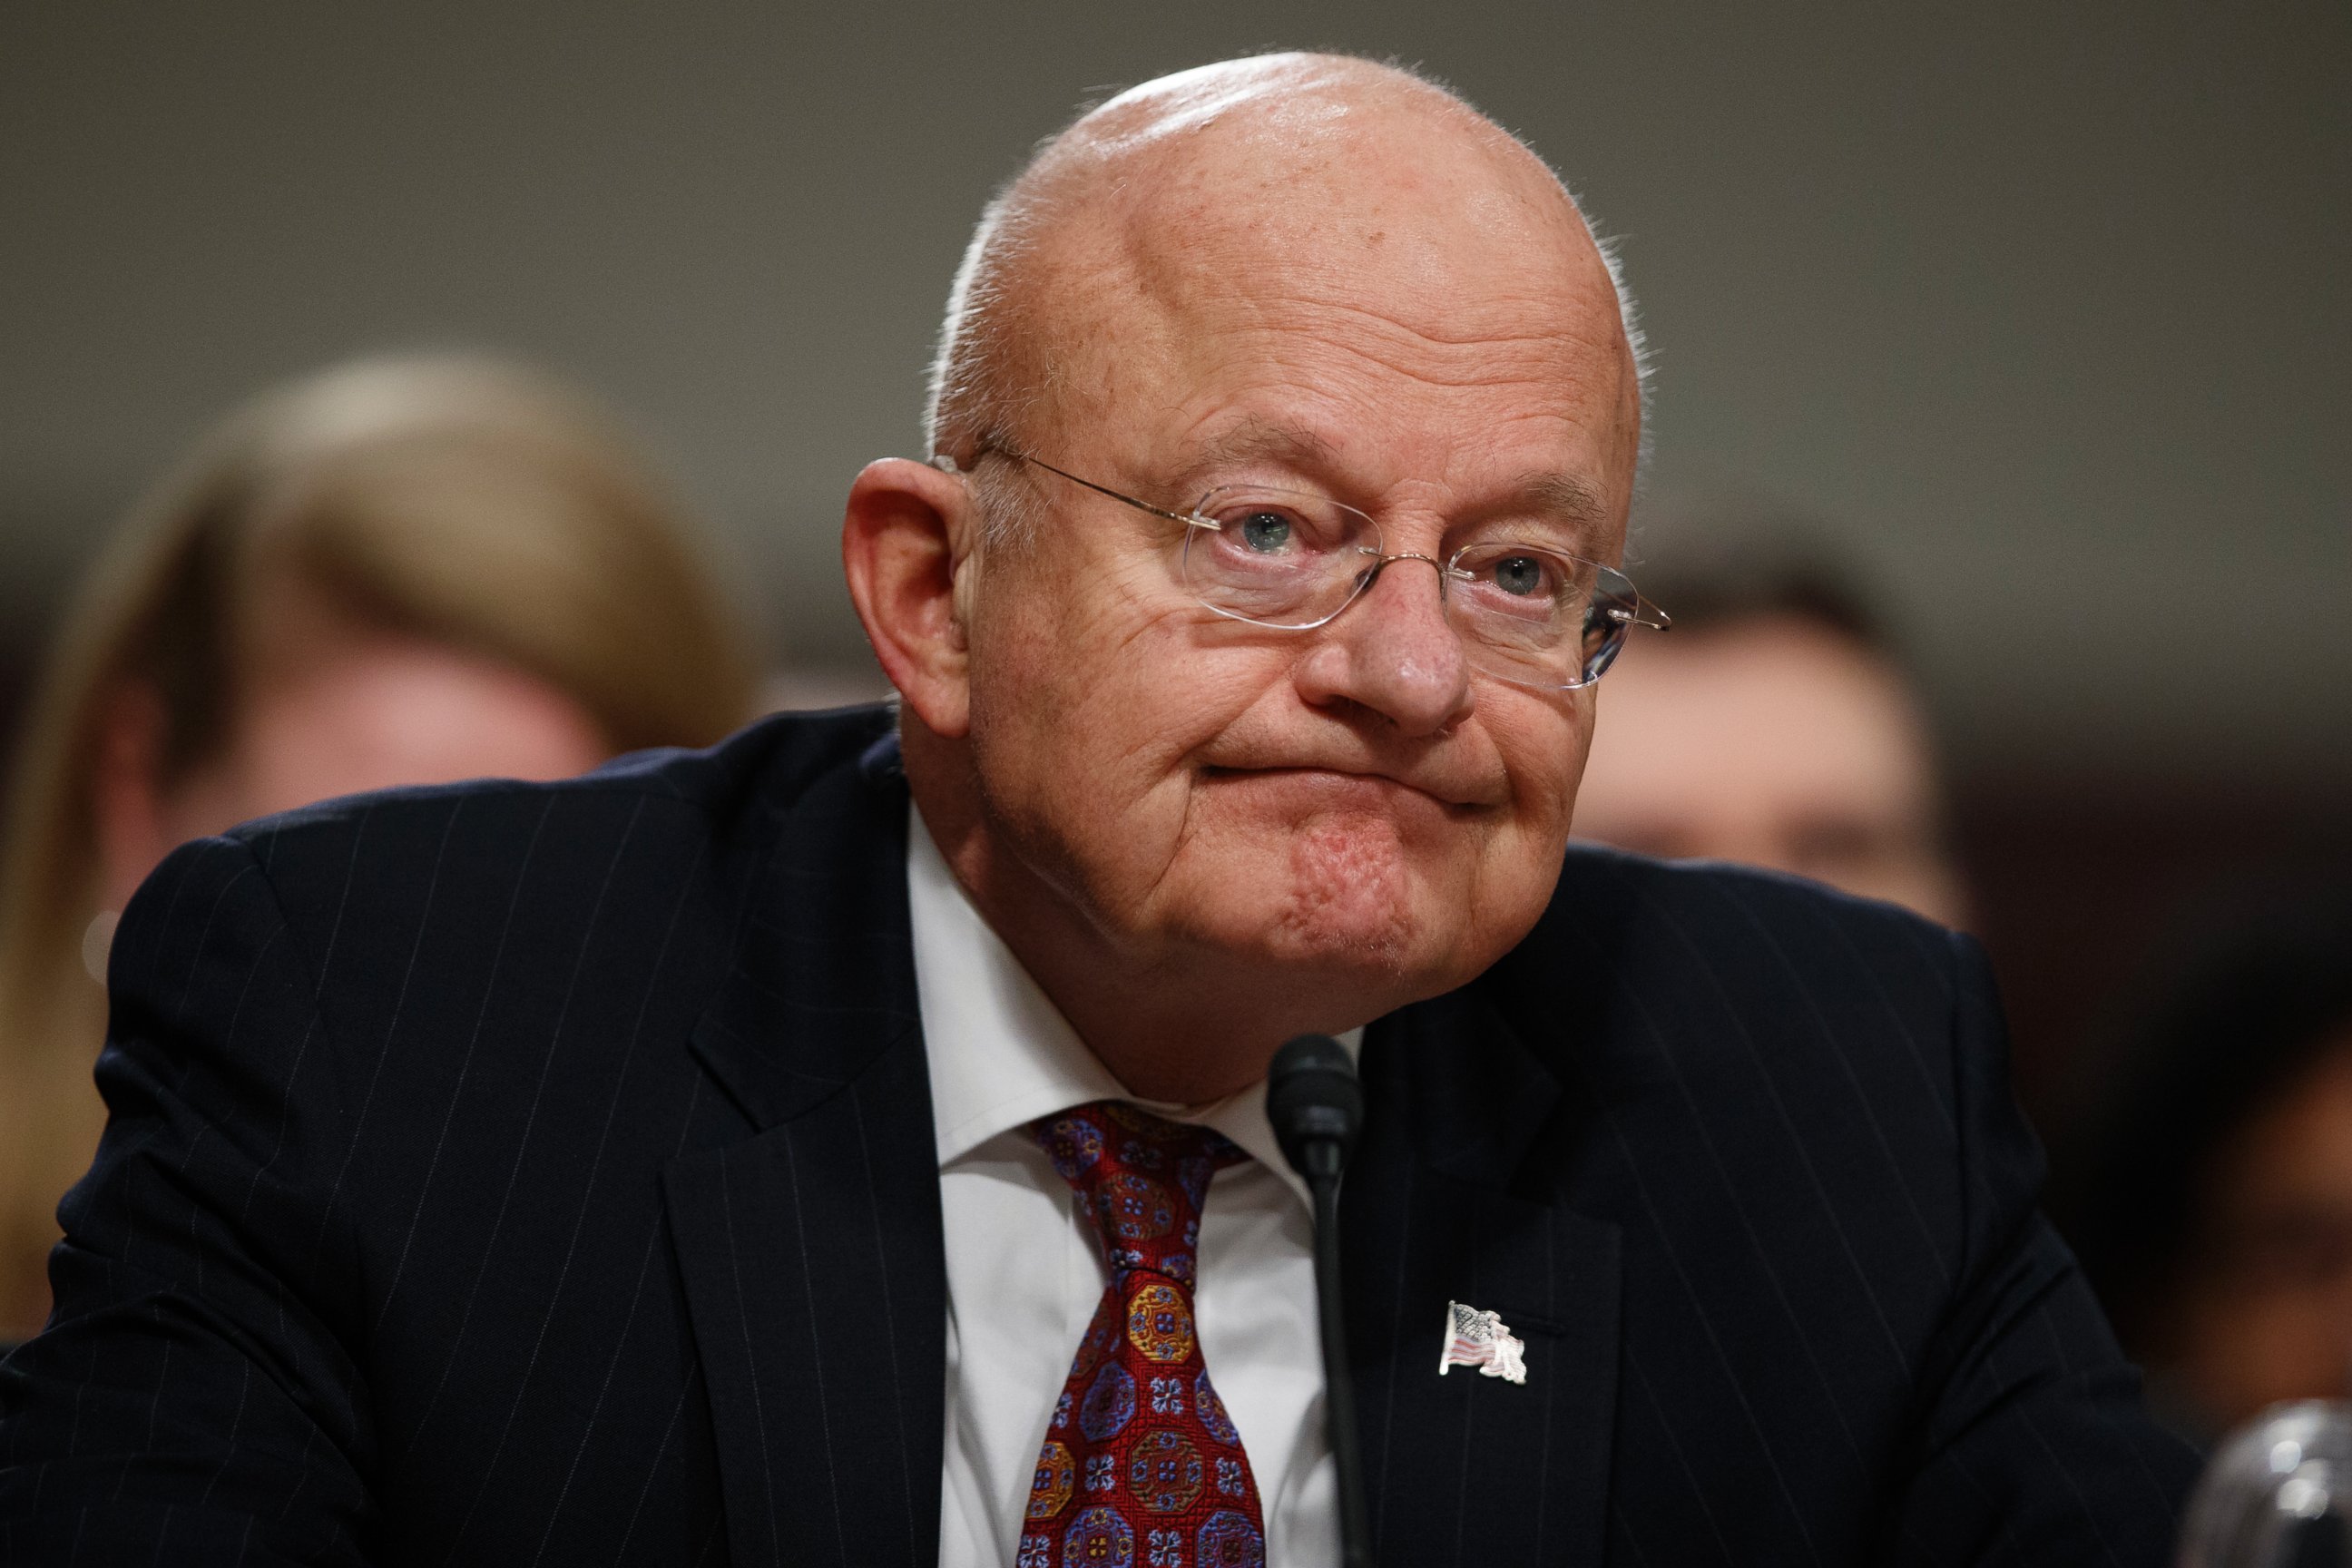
[0,352,757,1335]
[922,52,1651,547]
[1623,528,1899,662]
[2051,885,2352,1355]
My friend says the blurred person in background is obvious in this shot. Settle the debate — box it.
[2054,887,2352,1443]
[1571,530,1969,927]
[0,352,757,1344]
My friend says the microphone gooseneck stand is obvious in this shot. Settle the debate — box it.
[1267,1034,1375,1568]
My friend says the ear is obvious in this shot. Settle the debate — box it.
[842,456,981,738]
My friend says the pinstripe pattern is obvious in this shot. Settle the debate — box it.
[0,706,2191,1564]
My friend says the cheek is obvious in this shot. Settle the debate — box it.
[1456,691,1592,921]
[965,579,1282,871]
[1493,689,1594,846]
[971,550,1184,735]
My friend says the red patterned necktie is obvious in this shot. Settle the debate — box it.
[1018,1101,1267,1568]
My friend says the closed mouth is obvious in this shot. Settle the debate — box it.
[1199,764,1494,813]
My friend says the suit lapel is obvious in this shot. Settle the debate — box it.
[663,730,948,1568]
[1346,985,1622,1567]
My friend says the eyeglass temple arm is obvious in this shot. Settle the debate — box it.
[1610,597,1672,632]
[972,445,1220,532]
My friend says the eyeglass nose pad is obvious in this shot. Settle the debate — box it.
[1357,551,1453,604]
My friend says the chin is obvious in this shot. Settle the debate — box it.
[1181,818,1472,985]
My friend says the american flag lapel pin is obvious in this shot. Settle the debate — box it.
[1438,1299,1528,1385]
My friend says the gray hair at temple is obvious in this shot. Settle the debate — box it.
[921,53,1652,546]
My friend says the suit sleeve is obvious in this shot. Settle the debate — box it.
[1886,929,2200,1566]
[0,833,378,1564]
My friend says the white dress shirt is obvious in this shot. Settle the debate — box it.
[908,807,1351,1567]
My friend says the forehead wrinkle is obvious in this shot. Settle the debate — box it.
[1176,418,1338,477]
[1162,411,1613,533]
[1152,323,1630,493]
[1197,287,1610,359]
[1082,170,1619,416]
[1144,419,1342,509]
[1510,472,1613,532]
[1101,217,1623,407]
[1105,147,1595,313]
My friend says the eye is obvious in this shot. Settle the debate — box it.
[1237,511,1294,554]
[1488,554,1552,596]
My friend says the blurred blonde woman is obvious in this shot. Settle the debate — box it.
[0,353,758,1341]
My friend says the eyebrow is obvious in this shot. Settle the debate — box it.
[1169,418,1616,544]
[1504,472,1615,542]
[1167,420,1339,494]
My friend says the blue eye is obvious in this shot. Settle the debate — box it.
[1491,554,1548,596]
[1237,512,1294,553]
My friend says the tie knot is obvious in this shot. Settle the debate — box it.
[1030,1102,1249,1284]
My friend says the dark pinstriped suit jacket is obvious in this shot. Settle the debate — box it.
[0,704,2193,1564]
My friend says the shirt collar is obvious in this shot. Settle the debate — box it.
[906,802,1359,1208]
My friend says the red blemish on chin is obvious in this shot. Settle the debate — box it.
[1281,818,1411,967]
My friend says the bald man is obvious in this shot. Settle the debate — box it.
[1,54,2190,1567]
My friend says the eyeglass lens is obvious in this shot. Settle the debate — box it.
[1178,485,1641,690]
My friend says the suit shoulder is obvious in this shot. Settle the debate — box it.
[1553,842,1958,965]
[1485,850,1992,1230]
[225,704,892,866]
[212,704,897,951]
[1495,846,1975,1091]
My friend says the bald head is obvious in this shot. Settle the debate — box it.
[926,54,1646,498]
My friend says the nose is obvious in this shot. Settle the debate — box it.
[1289,554,1475,737]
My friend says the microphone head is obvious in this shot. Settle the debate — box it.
[1266,1034,1364,1181]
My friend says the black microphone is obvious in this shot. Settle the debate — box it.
[1267,1034,1375,1568]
